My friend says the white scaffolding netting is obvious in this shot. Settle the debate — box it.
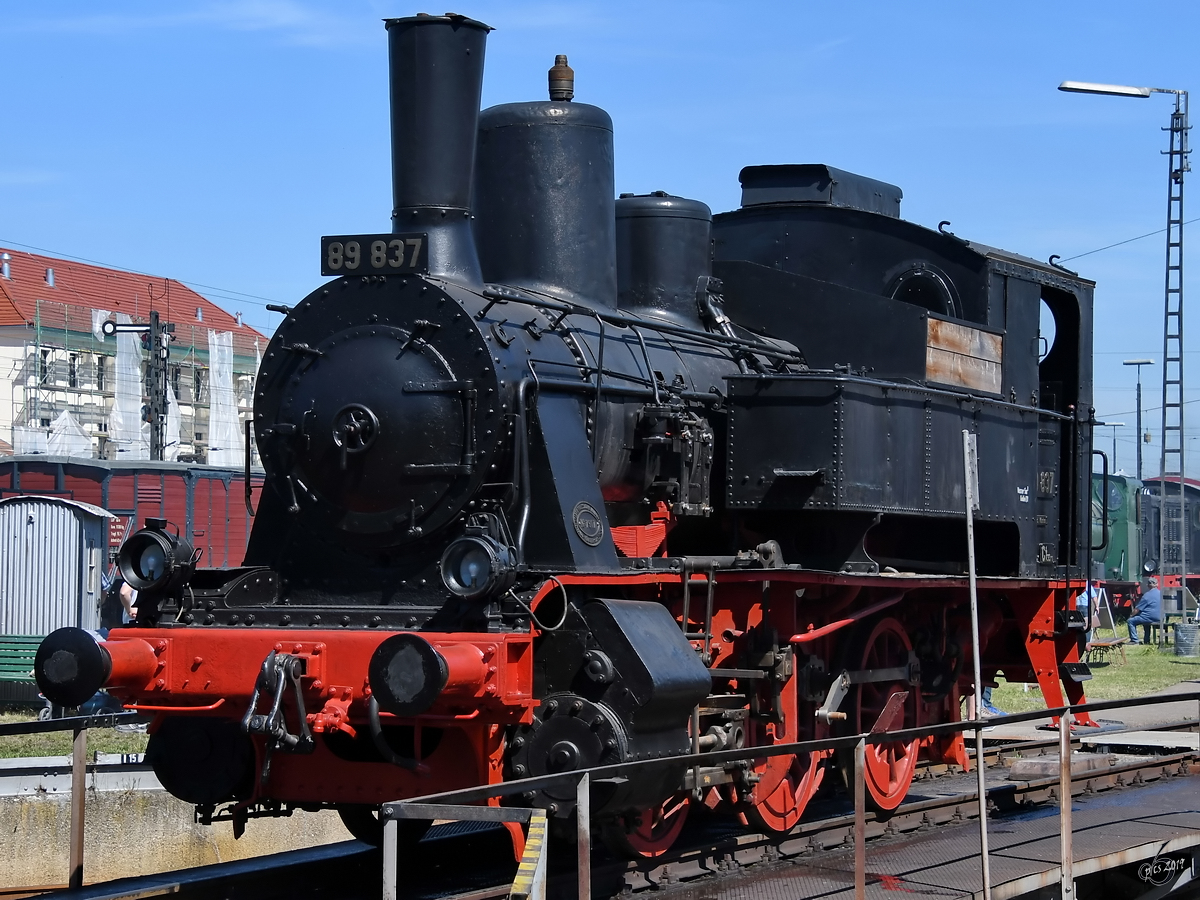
[109,313,149,459]
[165,381,181,462]
[91,309,111,342]
[207,329,243,466]
[12,425,49,454]
[48,410,93,457]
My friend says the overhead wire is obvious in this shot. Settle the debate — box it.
[1099,397,1200,421]
[6,213,1197,309]
[1061,217,1200,262]
[1075,217,1200,451]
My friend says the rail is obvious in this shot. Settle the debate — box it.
[0,712,140,737]
[380,691,1200,900]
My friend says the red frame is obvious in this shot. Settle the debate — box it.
[93,569,1091,812]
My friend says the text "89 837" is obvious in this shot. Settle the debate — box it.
[320,233,427,276]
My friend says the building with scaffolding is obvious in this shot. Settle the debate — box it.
[0,247,265,464]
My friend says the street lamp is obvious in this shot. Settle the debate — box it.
[1061,80,1190,638]
[1123,359,1154,480]
[1059,81,1153,99]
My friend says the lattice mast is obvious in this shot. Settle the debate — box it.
[1159,90,1190,617]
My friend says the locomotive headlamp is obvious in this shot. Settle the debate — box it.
[119,517,198,593]
[440,534,515,600]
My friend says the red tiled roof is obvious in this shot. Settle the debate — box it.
[0,247,266,358]
[0,278,23,328]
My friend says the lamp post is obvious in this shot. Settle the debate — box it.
[1061,80,1190,636]
[1124,359,1154,481]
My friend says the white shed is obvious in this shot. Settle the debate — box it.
[0,496,114,636]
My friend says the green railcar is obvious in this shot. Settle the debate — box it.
[1091,473,1143,584]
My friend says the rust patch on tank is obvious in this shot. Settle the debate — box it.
[926,318,1003,393]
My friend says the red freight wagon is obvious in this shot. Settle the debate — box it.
[0,456,264,570]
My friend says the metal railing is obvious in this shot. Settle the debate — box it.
[0,711,139,738]
[6,695,1197,898]
[0,712,142,889]
[379,691,1200,900]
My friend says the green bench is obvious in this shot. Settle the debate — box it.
[0,634,42,685]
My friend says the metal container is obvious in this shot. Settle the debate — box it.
[0,496,112,636]
[1175,622,1200,657]
[475,99,616,308]
[616,192,712,325]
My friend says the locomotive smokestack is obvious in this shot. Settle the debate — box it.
[384,14,491,284]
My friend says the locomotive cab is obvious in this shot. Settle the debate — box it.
[713,163,1094,578]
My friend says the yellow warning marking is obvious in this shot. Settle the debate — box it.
[509,811,548,900]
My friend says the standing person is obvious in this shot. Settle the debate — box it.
[119,581,138,624]
[98,571,122,635]
[1128,579,1162,645]
[1079,582,1100,649]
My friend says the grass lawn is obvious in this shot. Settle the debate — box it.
[0,711,149,759]
[991,629,1200,715]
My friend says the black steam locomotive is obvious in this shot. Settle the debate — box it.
[36,13,1095,856]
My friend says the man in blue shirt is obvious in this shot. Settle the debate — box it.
[1128,580,1162,645]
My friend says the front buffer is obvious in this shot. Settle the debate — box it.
[34,597,710,821]
[37,625,536,809]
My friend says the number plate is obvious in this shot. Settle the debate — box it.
[321,233,427,276]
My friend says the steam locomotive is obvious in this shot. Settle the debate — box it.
[35,13,1097,857]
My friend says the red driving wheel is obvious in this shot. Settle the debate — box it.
[740,661,824,833]
[849,617,920,811]
[743,748,824,833]
[602,793,690,858]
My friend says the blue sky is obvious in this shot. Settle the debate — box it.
[1,1,1198,475]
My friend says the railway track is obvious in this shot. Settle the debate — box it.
[13,718,1196,900]
[550,736,1200,897]
[6,714,1189,798]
